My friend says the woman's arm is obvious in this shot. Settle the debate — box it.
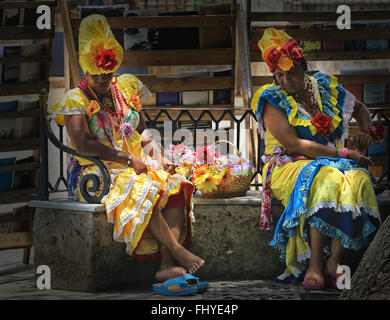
[351,99,373,152]
[136,112,176,173]
[263,102,338,158]
[64,114,147,174]
[263,102,373,166]
[352,99,372,131]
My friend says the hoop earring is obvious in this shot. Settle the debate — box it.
[79,77,89,89]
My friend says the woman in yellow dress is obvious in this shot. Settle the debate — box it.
[252,28,382,290]
[48,14,204,283]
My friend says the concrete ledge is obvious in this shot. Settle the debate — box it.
[29,199,106,212]
[30,191,285,292]
[30,190,390,291]
[32,207,161,291]
[29,190,263,210]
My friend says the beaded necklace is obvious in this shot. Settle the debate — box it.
[293,76,333,141]
[293,77,319,117]
[87,83,131,152]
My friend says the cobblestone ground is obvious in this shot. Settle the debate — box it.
[0,249,340,300]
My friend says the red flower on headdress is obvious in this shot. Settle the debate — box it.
[94,48,118,71]
[265,48,281,73]
[281,39,304,64]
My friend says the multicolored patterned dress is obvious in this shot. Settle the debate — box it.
[252,72,382,283]
[48,74,195,258]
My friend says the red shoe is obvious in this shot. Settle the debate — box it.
[303,271,325,290]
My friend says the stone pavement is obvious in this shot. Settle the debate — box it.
[0,248,340,300]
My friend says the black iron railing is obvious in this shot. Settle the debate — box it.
[38,89,263,204]
[143,106,263,184]
[38,88,390,204]
[368,107,390,185]
[39,89,111,204]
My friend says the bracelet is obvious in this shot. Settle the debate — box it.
[338,147,348,159]
[126,153,132,166]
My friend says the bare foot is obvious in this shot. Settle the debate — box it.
[155,265,187,282]
[171,246,205,274]
[303,270,325,288]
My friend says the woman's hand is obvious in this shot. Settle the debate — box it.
[347,149,374,167]
[161,157,177,174]
[354,132,372,154]
[130,155,147,174]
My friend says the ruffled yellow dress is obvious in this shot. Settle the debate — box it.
[48,74,195,258]
[252,72,382,282]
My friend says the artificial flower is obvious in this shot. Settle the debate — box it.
[93,47,118,71]
[192,164,210,182]
[122,122,134,138]
[265,48,281,73]
[277,52,294,71]
[87,100,100,117]
[312,114,332,136]
[218,166,235,190]
[281,39,304,63]
[195,145,218,164]
[196,173,219,194]
[131,94,142,111]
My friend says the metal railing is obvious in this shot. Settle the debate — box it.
[368,107,390,186]
[39,89,111,204]
[38,89,263,204]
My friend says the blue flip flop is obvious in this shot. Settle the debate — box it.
[180,274,209,292]
[152,275,198,296]
[152,274,209,296]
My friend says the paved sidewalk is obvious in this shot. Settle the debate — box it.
[0,248,340,300]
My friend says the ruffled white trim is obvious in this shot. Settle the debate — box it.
[106,170,193,254]
[112,176,154,241]
[357,200,381,222]
[339,90,356,144]
[125,183,160,254]
[103,170,137,215]
[307,201,361,220]
[305,200,381,221]
[48,110,86,121]
[164,174,186,193]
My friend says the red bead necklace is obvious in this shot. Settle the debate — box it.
[87,83,131,152]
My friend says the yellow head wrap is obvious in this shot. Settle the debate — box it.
[258,28,304,73]
[79,14,123,75]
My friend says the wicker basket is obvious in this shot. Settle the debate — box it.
[201,140,252,198]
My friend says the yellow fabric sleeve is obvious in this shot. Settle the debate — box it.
[48,88,88,126]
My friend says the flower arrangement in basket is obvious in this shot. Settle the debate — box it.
[165,140,253,198]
